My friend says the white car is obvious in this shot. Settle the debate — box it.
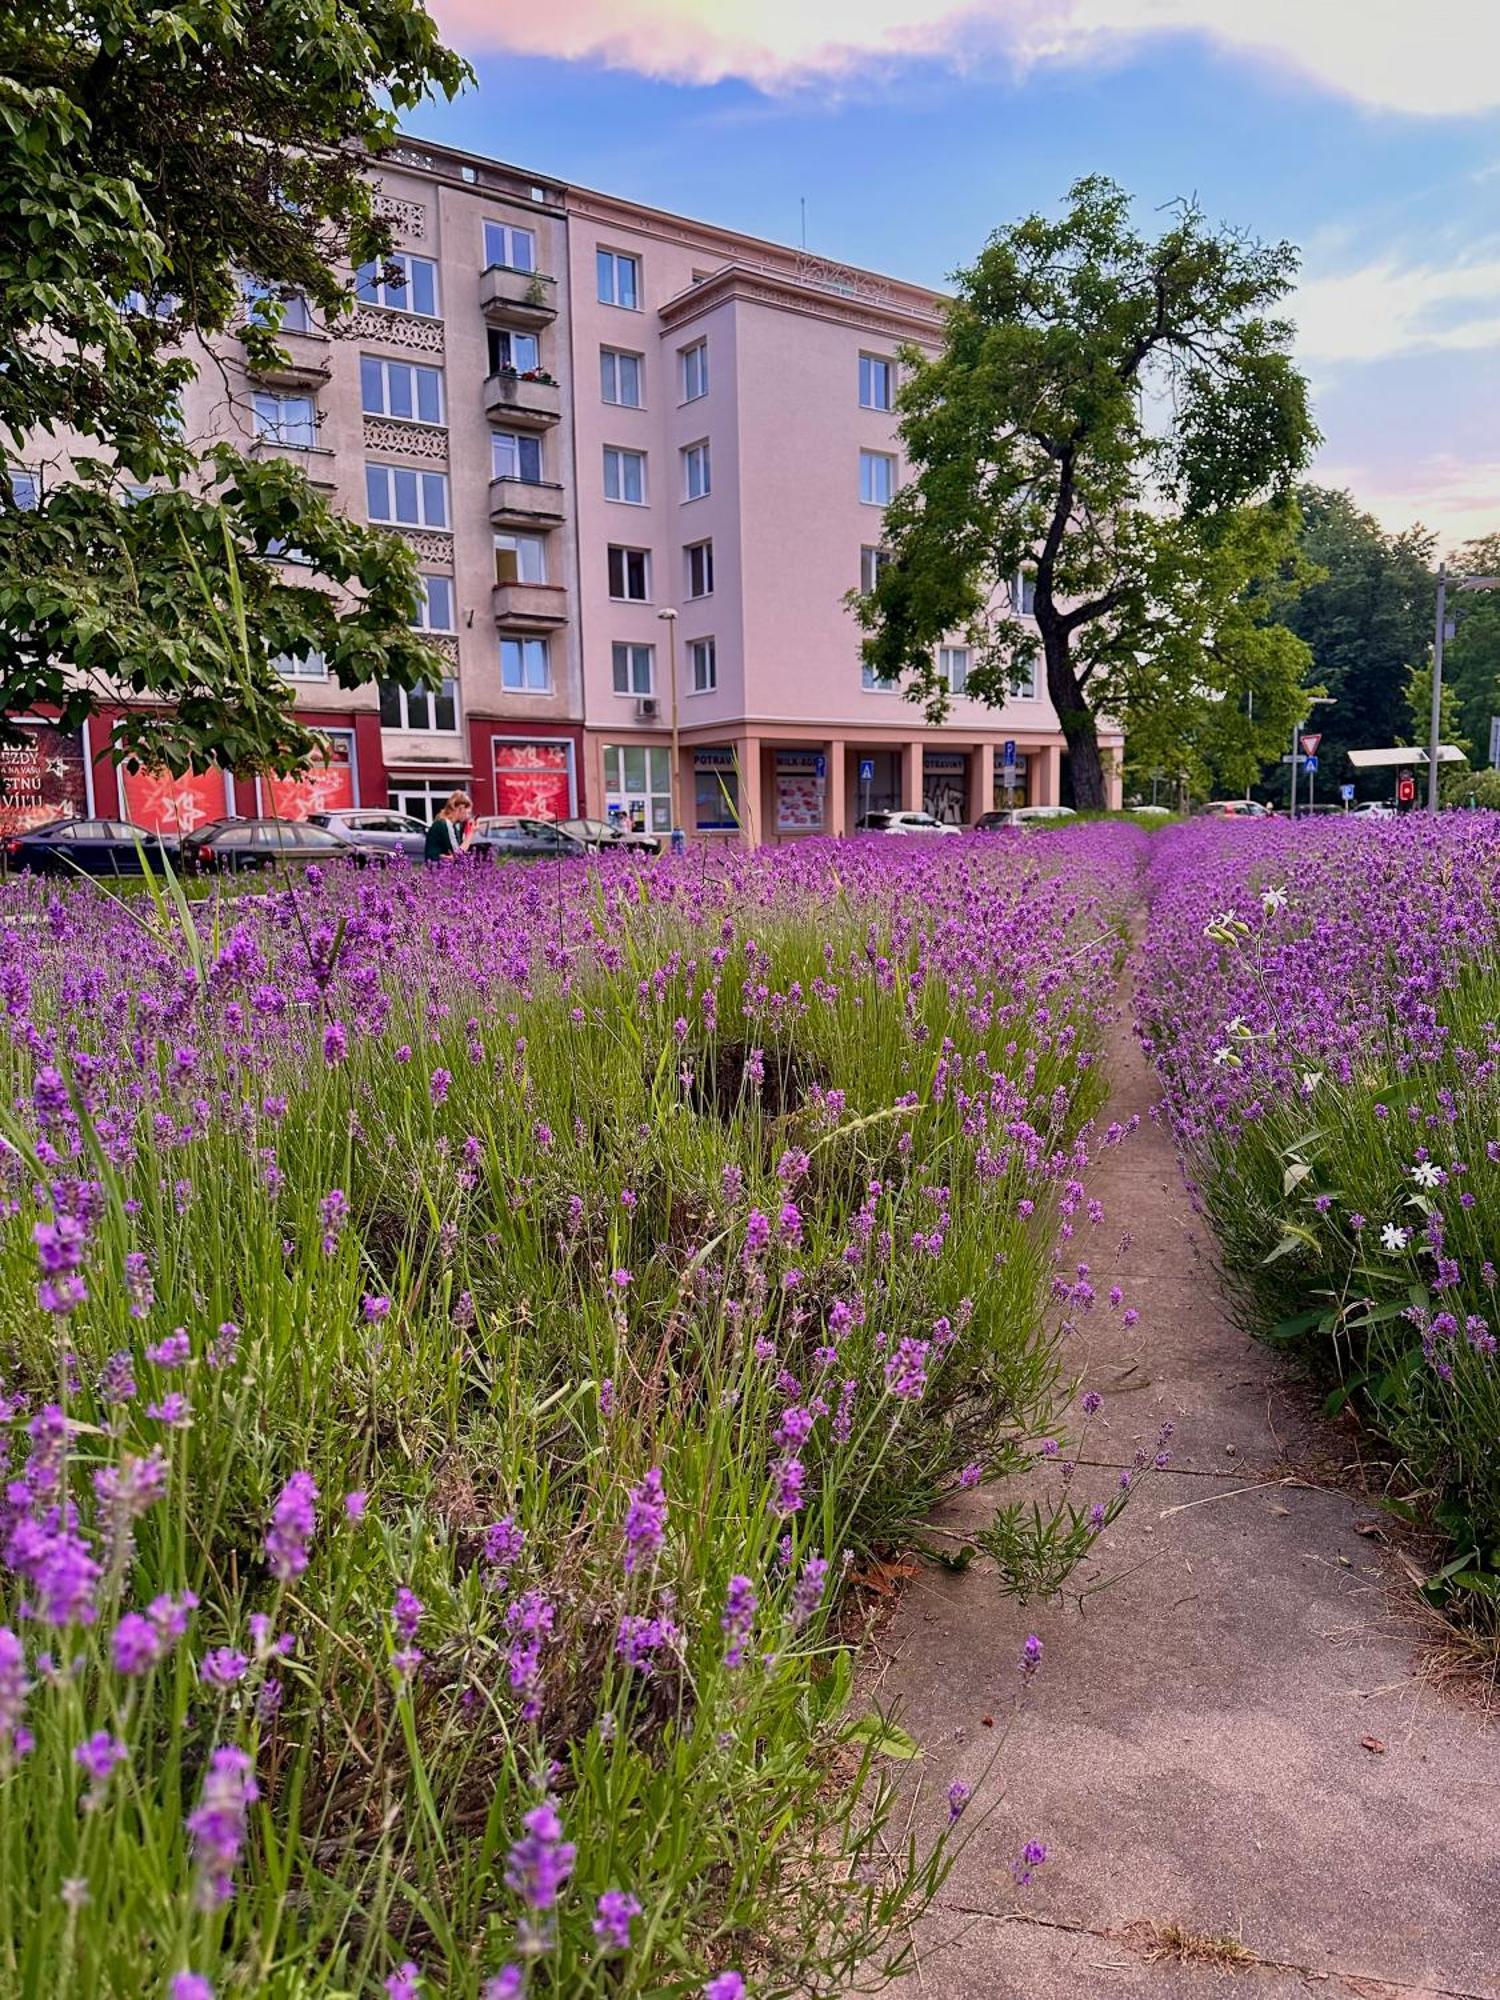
[854,810,963,836]
[975,805,1078,830]
[1351,801,1395,819]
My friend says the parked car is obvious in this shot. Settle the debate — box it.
[179,817,368,874]
[1351,801,1396,818]
[1196,799,1270,819]
[469,816,592,860]
[854,810,962,836]
[975,805,1078,830]
[3,816,178,877]
[558,816,661,856]
[307,807,427,861]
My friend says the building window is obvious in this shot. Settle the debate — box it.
[240,279,313,334]
[492,431,543,482]
[483,220,536,272]
[501,636,551,691]
[694,752,739,831]
[495,739,573,818]
[252,392,318,448]
[597,249,640,310]
[380,676,458,732]
[4,470,39,511]
[860,545,890,595]
[604,745,673,834]
[685,540,714,598]
[495,533,547,584]
[682,441,710,501]
[607,546,650,601]
[611,642,654,696]
[600,348,643,407]
[861,656,897,692]
[939,646,970,695]
[360,356,444,425]
[488,327,540,375]
[411,574,455,631]
[271,650,327,680]
[860,451,895,506]
[389,781,454,824]
[1014,657,1039,700]
[1016,569,1037,616]
[355,252,439,318]
[859,354,894,410]
[604,447,647,505]
[681,341,708,402]
[689,638,717,693]
[366,463,449,529]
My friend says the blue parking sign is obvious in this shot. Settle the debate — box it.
[1303,755,1318,774]
[1002,739,1017,768]
[859,758,875,783]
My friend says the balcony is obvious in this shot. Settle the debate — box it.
[488,477,566,528]
[239,326,333,390]
[479,265,558,328]
[484,371,561,428]
[492,581,568,629]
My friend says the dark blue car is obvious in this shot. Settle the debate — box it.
[3,816,179,877]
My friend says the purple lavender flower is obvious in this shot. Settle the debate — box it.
[482,1972,523,2000]
[207,1321,240,1370]
[392,1587,423,1643]
[0,1629,30,1770]
[482,1515,525,1581]
[385,1963,422,1999]
[98,1351,137,1405]
[75,1730,127,1803]
[1020,1634,1042,1679]
[503,1800,576,1911]
[721,1575,757,1669]
[430,1067,451,1106]
[616,1610,682,1672]
[611,1266,632,1289]
[1012,1840,1049,1886]
[1080,1390,1103,1416]
[958,1462,982,1488]
[789,1553,828,1630]
[592,1889,643,1952]
[170,1977,214,2000]
[704,1977,746,2000]
[362,1295,391,1322]
[187,1745,259,1908]
[200,1648,250,1687]
[34,1212,88,1314]
[883,1337,930,1401]
[344,1491,368,1522]
[947,1780,972,1822]
[319,1189,348,1256]
[265,1470,318,1581]
[146,1392,191,1428]
[145,1328,191,1367]
[770,1457,805,1515]
[322,1021,347,1066]
[622,1467,667,1573]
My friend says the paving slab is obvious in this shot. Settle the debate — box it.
[881,987,1500,2000]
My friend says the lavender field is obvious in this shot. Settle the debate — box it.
[4,815,1497,1998]
[0,835,1140,1997]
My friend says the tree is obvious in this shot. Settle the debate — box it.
[1403,662,1471,763]
[1441,533,1500,764]
[855,176,1319,808]
[0,0,468,773]
[1275,487,1434,803]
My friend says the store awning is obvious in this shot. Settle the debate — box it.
[1345,745,1468,770]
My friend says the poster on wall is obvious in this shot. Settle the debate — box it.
[121,764,230,836]
[261,734,356,821]
[774,750,825,833]
[0,722,88,837]
[494,740,571,819]
[922,751,968,826]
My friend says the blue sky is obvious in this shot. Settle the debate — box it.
[411,2,1500,550]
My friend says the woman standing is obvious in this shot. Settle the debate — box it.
[423,790,473,865]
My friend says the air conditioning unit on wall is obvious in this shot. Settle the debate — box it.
[635,698,659,721]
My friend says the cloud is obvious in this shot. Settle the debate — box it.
[1294,253,1500,365]
[430,0,1500,116]
[1314,452,1500,554]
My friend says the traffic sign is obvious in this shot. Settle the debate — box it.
[1302,755,1318,774]
[859,758,874,783]
[1299,732,1322,757]
[1339,783,1354,802]
[1002,739,1017,769]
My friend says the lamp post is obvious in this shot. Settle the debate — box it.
[656,606,681,844]
[1428,567,1500,812]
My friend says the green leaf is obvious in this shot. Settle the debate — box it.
[846,1713,922,1761]
[1266,1306,1327,1342]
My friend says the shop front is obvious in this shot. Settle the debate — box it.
[119,764,233,835]
[492,735,577,819]
[922,749,969,826]
[773,749,827,837]
[993,752,1031,809]
[256,730,359,820]
[601,743,671,836]
[694,746,741,835]
[0,720,91,836]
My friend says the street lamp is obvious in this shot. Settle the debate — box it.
[1288,695,1335,822]
[656,606,682,844]
[1428,566,1500,812]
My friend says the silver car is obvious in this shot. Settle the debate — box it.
[307,808,427,861]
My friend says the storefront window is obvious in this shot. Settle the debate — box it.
[694,749,740,831]
[603,744,672,833]
[494,739,572,818]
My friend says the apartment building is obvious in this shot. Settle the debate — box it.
[1,137,1122,843]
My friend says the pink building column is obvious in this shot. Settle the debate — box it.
[1036,743,1062,806]
[736,733,762,847]
[902,740,924,812]
[970,742,994,821]
[824,738,847,837]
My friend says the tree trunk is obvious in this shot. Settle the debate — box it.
[1044,629,1107,810]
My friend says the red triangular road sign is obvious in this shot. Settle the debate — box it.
[1299,733,1322,756]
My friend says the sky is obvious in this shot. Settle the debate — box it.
[409,1,1500,553]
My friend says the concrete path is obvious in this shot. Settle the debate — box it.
[880,977,1500,2000]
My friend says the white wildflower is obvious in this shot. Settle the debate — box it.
[1299,1070,1323,1095]
[1380,1224,1410,1252]
[1410,1161,1442,1190]
[1212,1045,1235,1067]
[1261,885,1288,913]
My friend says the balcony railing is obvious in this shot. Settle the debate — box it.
[492,581,568,628]
[488,477,566,528]
[484,371,561,428]
[238,326,333,389]
[479,265,558,328]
